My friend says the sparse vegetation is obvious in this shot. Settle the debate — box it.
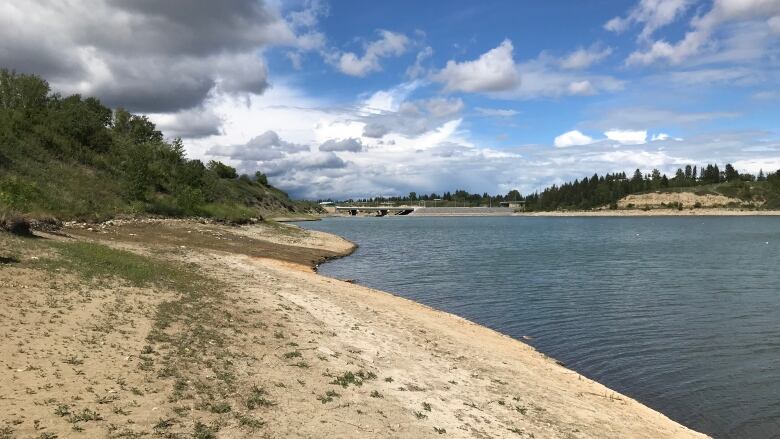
[193,421,217,439]
[317,390,341,404]
[330,370,377,388]
[246,386,275,410]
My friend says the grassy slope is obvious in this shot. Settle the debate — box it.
[0,71,321,223]
[0,140,319,222]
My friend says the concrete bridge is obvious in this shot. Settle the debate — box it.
[335,206,417,216]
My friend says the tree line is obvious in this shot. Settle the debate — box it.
[329,164,780,210]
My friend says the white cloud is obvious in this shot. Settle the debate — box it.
[559,46,613,69]
[509,55,625,99]
[433,41,624,99]
[475,107,519,117]
[605,0,692,40]
[207,130,309,161]
[333,30,409,77]
[554,130,595,147]
[568,80,596,95]
[360,92,464,139]
[432,39,520,93]
[651,133,671,141]
[406,46,433,79]
[626,0,780,66]
[605,129,648,145]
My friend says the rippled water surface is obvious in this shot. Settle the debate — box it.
[296,216,780,438]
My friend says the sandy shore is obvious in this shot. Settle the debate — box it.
[0,220,708,438]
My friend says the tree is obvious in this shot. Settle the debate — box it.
[255,171,268,186]
[758,169,766,181]
[208,160,238,179]
[725,164,739,182]
[685,165,693,179]
[506,189,521,201]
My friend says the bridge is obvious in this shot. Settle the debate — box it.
[334,206,417,216]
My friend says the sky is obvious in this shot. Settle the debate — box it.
[1,0,780,199]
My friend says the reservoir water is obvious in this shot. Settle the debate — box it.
[295,216,780,438]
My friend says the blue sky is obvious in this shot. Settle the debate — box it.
[2,0,779,198]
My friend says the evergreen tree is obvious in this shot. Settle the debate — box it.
[724,164,739,181]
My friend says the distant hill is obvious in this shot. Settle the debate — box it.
[0,70,320,222]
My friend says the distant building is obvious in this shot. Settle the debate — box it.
[499,201,525,209]
[319,201,334,205]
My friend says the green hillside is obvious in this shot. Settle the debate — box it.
[0,70,320,223]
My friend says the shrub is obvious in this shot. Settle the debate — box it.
[207,160,238,179]
[0,212,32,236]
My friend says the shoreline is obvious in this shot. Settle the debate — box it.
[282,224,709,437]
[514,208,780,217]
[325,208,780,218]
[1,220,709,438]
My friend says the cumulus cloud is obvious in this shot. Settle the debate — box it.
[605,129,648,144]
[555,129,651,148]
[361,93,464,139]
[559,46,613,69]
[319,138,364,152]
[433,40,623,99]
[207,130,309,161]
[0,1,322,113]
[332,30,409,77]
[433,39,520,93]
[554,130,595,147]
[262,151,346,177]
[625,0,780,66]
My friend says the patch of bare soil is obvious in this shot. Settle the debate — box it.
[617,192,746,209]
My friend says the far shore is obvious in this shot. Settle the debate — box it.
[515,208,780,217]
[322,207,780,218]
